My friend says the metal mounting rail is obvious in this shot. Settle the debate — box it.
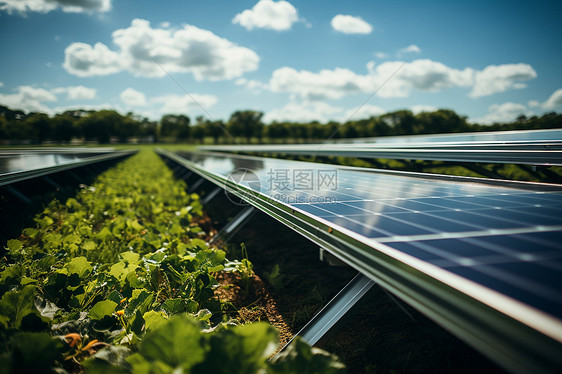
[156,148,562,374]
[199,142,562,166]
[0,150,136,187]
[288,273,375,347]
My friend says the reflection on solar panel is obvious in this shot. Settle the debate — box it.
[0,149,135,186]
[157,149,562,374]
[334,128,562,144]
[200,140,562,165]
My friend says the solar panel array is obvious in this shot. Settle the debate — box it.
[158,147,562,373]
[200,129,562,166]
[178,151,562,321]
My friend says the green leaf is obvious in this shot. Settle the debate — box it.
[20,276,37,285]
[97,227,114,242]
[160,299,186,315]
[193,322,278,374]
[83,240,97,251]
[133,315,206,371]
[143,310,167,332]
[131,309,145,335]
[44,272,68,301]
[126,271,144,288]
[121,251,140,264]
[268,337,346,374]
[127,290,154,316]
[109,262,126,280]
[190,238,208,251]
[195,249,226,271]
[66,256,92,277]
[0,264,24,283]
[131,220,144,232]
[6,239,22,254]
[0,285,38,329]
[89,300,118,320]
[83,346,132,374]
[22,227,38,238]
[9,332,64,373]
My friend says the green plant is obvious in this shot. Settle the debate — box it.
[0,150,346,373]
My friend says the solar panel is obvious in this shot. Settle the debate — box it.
[199,141,562,165]
[0,149,135,186]
[333,128,562,144]
[158,148,562,373]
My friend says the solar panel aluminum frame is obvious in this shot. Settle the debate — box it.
[157,149,562,374]
[0,150,137,187]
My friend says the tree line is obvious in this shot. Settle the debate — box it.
[1,104,561,144]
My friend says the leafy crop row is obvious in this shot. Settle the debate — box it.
[0,150,344,373]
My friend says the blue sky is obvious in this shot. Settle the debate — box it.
[0,0,561,125]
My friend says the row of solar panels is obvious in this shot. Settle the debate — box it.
[200,129,562,166]
[0,148,135,186]
[156,129,562,374]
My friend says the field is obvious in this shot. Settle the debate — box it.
[0,150,344,373]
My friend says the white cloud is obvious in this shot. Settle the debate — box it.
[264,101,342,123]
[269,59,473,100]
[410,105,437,114]
[471,102,530,124]
[64,19,259,81]
[1,0,111,14]
[152,93,218,115]
[120,88,147,107]
[63,42,123,77]
[269,66,370,101]
[331,15,372,34]
[0,85,57,113]
[52,85,96,100]
[0,82,3,87]
[374,52,388,59]
[399,44,421,54]
[470,63,536,97]
[268,59,537,101]
[160,21,170,28]
[345,105,386,120]
[233,0,299,31]
[235,78,267,93]
[373,59,474,97]
[528,100,541,108]
[542,88,562,109]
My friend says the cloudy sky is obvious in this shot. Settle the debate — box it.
[0,0,561,124]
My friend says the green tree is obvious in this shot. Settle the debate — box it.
[380,110,417,135]
[202,119,224,144]
[24,112,51,143]
[51,114,75,143]
[228,110,263,143]
[416,109,469,134]
[191,125,205,143]
[160,114,190,141]
[78,110,122,143]
[265,122,290,143]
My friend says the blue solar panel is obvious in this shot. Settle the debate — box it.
[177,151,562,328]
